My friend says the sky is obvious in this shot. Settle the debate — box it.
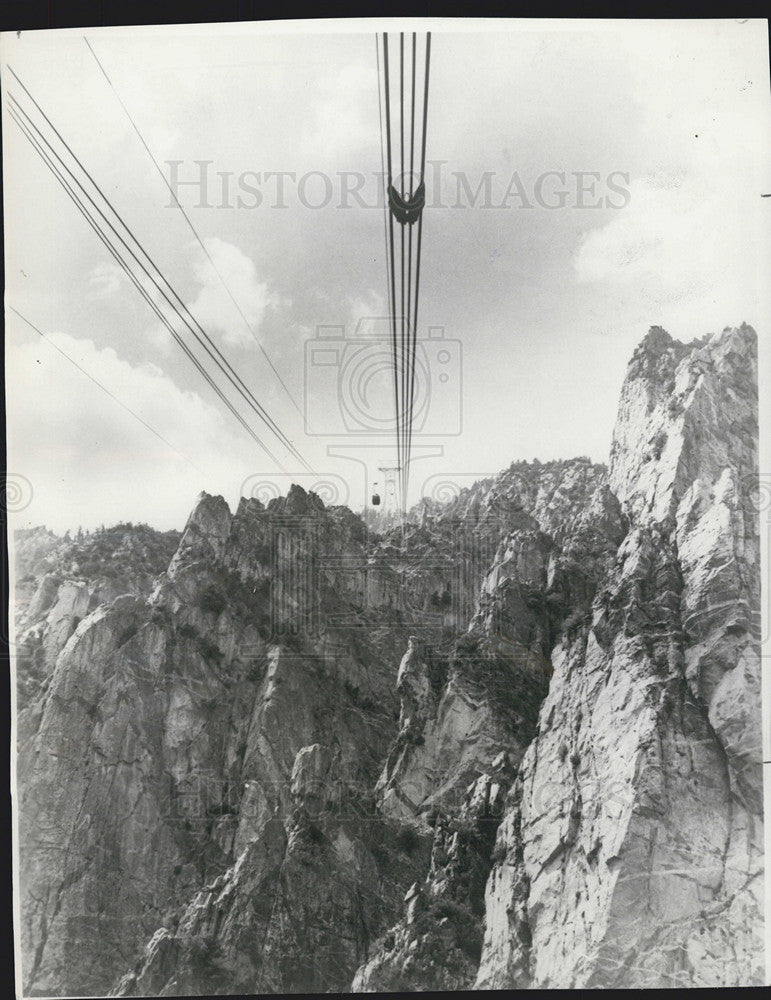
[3,17,771,533]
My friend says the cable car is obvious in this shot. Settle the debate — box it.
[372,482,381,506]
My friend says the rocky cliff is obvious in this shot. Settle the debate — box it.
[14,523,181,708]
[474,324,763,989]
[15,324,764,995]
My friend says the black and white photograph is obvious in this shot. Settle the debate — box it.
[3,16,770,996]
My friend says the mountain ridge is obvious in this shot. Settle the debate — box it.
[15,323,763,994]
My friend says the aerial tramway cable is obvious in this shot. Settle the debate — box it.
[381,34,402,494]
[400,34,409,515]
[82,36,305,420]
[406,33,431,504]
[7,100,288,471]
[8,67,312,472]
[8,70,308,470]
[405,32,417,510]
[8,92,290,469]
[377,31,431,514]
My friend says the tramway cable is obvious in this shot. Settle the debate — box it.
[405,32,431,503]
[82,36,305,420]
[8,101,288,471]
[7,73,308,470]
[8,93,293,468]
[376,31,431,514]
[8,69,311,471]
[381,34,402,495]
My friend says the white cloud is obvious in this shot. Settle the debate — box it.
[88,261,126,298]
[144,319,175,357]
[187,237,281,348]
[347,288,386,327]
[5,329,257,532]
[574,171,711,285]
[127,238,284,359]
[573,169,766,338]
[307,62,380,167]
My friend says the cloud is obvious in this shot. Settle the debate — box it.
[5,329,257,532]
[6,23,769,529]
[572,169,766,337]
[187,237,282,348]
[306,62,380,167]
[88,261,126,298]
[131,238,284,359]
[346,288,386,326]
[574,172,710,285]
[144,319,176,357]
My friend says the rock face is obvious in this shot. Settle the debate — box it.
[17,489,419,996]
[15,325,764,996]
[353,763,515,992]
[14,523,181,708]
[355,462,624,991]
[476,325,763,989]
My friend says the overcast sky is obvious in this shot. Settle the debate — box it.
[3,18,770,533]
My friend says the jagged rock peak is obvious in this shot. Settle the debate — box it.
[267,483,327,516]
[609,323,758,524]
[627,322,755,380]
[476,322,761,990]
[184,491,233,536]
